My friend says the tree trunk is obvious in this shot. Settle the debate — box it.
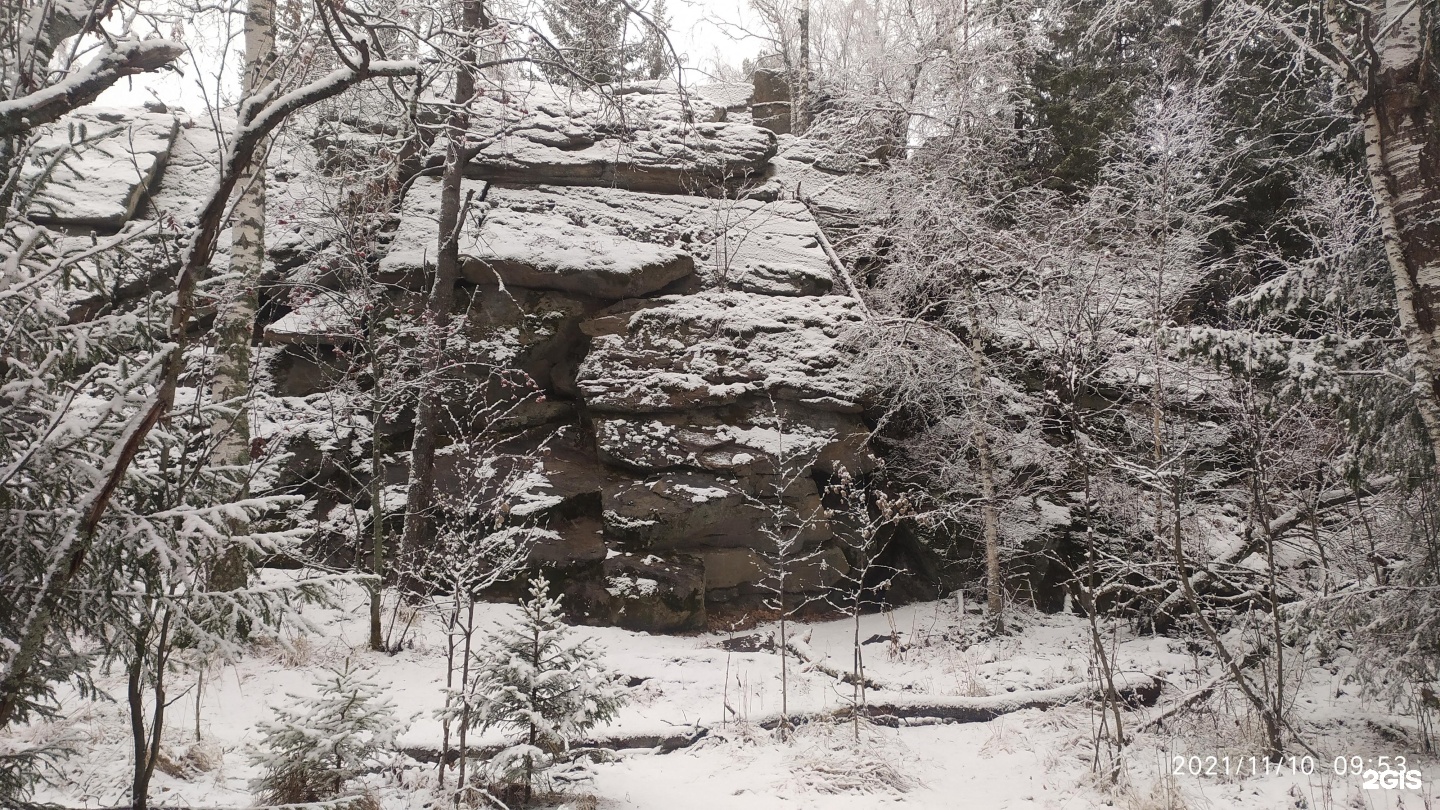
[967,307,1004,633]
[369,411,386,650]
[208,0,276,593]
[1362,0,1440,461]
[794,0,811,134]
[128,603,171,810]
[399,0,484,570]
[127,630,150,810]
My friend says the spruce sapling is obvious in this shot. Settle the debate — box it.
[251,661,404,804]
[464,576,625,804]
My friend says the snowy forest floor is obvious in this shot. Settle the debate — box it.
[17,571,1440,810]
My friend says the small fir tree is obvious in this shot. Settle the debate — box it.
[250,661,403,804]
[466,576,625,803]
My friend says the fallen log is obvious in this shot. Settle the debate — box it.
[794,673,1163,728]
[1150,476,1395,621]
[402,674,1164,762]
[784,635,895,693]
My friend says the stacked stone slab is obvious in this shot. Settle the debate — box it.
[22,109,180,229]
[368,82,875,631]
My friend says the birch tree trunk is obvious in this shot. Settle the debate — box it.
[966,305,1004,633]
[399,0,484,569]
[1359,0,1440,460]
[208,0,276,593]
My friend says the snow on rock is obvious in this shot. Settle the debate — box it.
[575,551,706,632]
[577,292,869,413]
[24,108,178,227]
[35,92,879,626]
[602,471,768,551]
[380,177,696,298]
[703,197,836,296]
[385,183,835,298]
[753,135,881,229]
[264,288,367,344]
[460,82,777,194]
[146,112,226,224]
[447,284,595,392]
[494,186,834,296]
[692,82,755,116]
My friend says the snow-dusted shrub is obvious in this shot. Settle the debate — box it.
[461,576,626,802]
[250,661,404,804]
[784,720,917,795]
[0,740,70,810]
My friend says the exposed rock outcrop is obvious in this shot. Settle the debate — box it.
[751,68,792,136]
[50,80,880,633]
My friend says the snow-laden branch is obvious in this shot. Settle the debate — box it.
[1147,474,1397,619]
[81,56,422,540]
[0,39,187,138]
[0,46,421,729]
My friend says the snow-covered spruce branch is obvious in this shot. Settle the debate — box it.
[0,39,187,138]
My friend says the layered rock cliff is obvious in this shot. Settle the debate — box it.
[34,80,890,632]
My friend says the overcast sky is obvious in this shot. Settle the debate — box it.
[97,0,764,113]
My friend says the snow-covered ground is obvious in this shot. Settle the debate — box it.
[19,572,1440,809]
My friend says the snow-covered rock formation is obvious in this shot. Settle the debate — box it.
[32,80,885,633]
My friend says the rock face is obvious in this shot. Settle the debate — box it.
[577,292,866,412]
[751,68,793,136]
[58,81,877,633]
[381,179,697,298]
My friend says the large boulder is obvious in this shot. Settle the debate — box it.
[577,292,868,413]
[26,109,178,228]
[751,68,792,136]
[567,552,706,632]
[692,82,754,119]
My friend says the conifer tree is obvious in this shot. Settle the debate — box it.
[250,662,404,804]
[637,0,672,81]
[539,0,629,84]
[463,576,625,803]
